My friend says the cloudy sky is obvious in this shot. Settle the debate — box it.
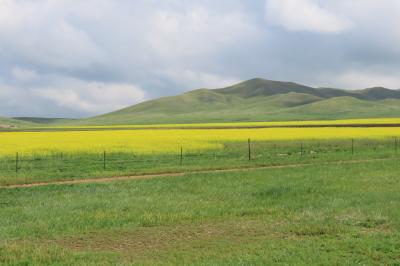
[1,0,400,118]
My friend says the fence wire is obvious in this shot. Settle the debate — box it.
[0,138,398,177]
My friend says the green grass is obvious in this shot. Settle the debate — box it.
[1,159,400,264]
[0,138,399,186]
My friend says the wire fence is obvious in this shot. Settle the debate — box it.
[0,137,399,181]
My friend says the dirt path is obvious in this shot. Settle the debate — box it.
[0,157,396,189]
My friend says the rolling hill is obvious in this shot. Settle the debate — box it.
[2,78,400,127]
[76,78,400,125]
[0,117,76,128]
[0,117,38,128]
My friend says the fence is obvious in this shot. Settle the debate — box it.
[0,137,399,183]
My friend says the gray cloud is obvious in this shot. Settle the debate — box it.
[0,0,400,117]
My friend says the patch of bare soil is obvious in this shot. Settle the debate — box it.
[52,219,280,259]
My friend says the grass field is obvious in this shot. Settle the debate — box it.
[1,121,400,264]
[1,159,400,265]
[0,137,397,185]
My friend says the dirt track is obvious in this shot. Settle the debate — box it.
[0,157,396,189]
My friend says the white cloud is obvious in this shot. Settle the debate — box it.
[265,0,353,33]
[161,69,240,89]
[333,70,400,90]
[0,0,105,69]
[0,84,18,102]
[35,80,146,114]
[333,1,400,51]
[0,78,146,117]
[147,7,260,61]
[0,1,260,117]
[11,67,39,82]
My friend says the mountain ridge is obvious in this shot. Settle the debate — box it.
[78,78,400,125]
[3,78,400,126]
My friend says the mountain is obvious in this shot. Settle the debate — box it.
[0,116,76,128]
[75,78,400,125]
[0,117,38,128]
[2,78,400,127]
[12,117,76,124]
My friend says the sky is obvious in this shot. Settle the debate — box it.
[1,0,400,118]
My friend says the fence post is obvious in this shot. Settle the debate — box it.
[300,142,303,157]
[351,139,354,155]
[248,138,251,161]
[103,151,106,170]
[180,147,183,166]
[15,152,19,175]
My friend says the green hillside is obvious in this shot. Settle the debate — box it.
[74,78,400,125]
[2,78,400,127]
[0,117,77,129]
[0,117,38,128]
[12,117,76,125]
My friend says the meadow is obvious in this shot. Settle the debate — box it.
[1,121,400,264]
[1,159,399,265]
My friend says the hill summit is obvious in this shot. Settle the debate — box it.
[7,78,400,126]
[74,78,400,125]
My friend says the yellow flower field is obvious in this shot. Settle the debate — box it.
[1,126,400,156]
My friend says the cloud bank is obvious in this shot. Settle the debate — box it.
[0,0,399,117]
[265,0,353,33]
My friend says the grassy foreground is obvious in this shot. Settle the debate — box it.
[1,159,400,265]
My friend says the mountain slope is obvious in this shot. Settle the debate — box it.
[74,78,400,125]
[0,116,78,129]
[0,117,38,128]
[12,117,76,125]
